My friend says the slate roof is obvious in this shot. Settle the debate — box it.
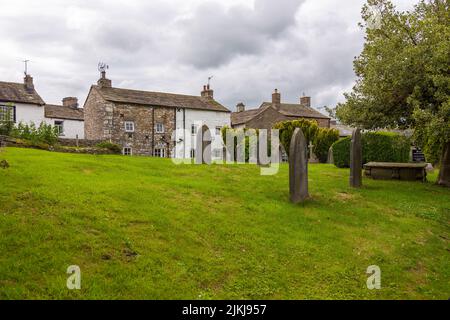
[45,104,84,121]
[231,102,330,125]
[0,81,45,105]
[93,85,231,113]
[260,102,330,119]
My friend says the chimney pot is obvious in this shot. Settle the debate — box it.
[236,102,245,113]
[201,84,214,99]
[62,97,79,109]
[24,75,34,93]
[97,71,112,88]
[272,89,281,109]
[300,96,311,108]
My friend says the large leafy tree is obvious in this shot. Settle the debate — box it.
[335,0,449,187]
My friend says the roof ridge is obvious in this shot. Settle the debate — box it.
[99,85,206,99]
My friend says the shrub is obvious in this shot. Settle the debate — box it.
[10,122,59,146]
[221,126,262,162]
[273,119,319,156]
[96,141,122,154]
[332,137,352,168]
[313,128,340,163]
[331,131,411,168]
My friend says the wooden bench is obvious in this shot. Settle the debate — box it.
[364,162,427,182]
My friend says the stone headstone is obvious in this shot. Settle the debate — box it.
[327,146,334,164]
[308,141,319,163]
[195,124,212,164]
[289,128,309,203]
[349,128,362,188]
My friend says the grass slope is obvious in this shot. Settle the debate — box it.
[0,147,449,299]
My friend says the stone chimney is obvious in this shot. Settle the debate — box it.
[272,89,281,109]
[97,71,112,88]
[300,95,311,108]
[24,74,34,93]
[201,84,214,99]
[236,102,245,113]
[62,97,79,109]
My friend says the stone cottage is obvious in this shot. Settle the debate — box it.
[83,71,231,157]
[231,89,330,130]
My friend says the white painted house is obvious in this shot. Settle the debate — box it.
[0,75,46,125]
[0,74,84,139]
[175,108,231,159]
[44,97,84,139]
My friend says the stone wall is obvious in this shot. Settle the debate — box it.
[110,103,175,157]
[58,138,104,147]
[84,87,106,140]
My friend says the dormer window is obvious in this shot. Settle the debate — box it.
[125,121,135,132]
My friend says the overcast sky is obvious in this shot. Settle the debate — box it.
[0,0,415,112]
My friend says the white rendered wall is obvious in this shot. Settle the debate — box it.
[174,109,231,159]
[9,102,46,126]
[46,118,85,139]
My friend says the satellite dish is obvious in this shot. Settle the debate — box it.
[98,62,109,73]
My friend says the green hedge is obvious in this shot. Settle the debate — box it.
[313,128,340,163]
[273,119,319,157]
[331,131,411,168]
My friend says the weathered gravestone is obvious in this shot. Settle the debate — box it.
[195,124,212,164]
[308,141,319,163]
[327,146,334,164]
[349,128,362,188]
[289,128,309,203]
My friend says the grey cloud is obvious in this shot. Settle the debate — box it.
[0,0,414,111]
[176,0,305,69]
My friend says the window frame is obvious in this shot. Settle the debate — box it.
[154,148,166,158]
[54,120,65,136]
[124,121,135,133]
[0,104,16,123]
[155,122,165,133]
[191,124,198,135]
[123,147,132,156]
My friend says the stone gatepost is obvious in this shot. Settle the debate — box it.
[195,124,212,164]
[350,128,362,188]
[289,128,309,203]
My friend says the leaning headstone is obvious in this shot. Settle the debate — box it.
[195,124,212,164]
[327,146,334,164]
[289,128,309,203]
[349,128,362,188]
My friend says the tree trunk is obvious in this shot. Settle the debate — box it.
[437,141,450,187]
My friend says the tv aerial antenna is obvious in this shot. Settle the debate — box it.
[23,59,30,75]
[207,75,213,86]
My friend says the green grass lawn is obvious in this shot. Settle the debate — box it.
[0,147,449,299]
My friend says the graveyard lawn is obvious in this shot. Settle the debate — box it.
[0,147,449,300]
